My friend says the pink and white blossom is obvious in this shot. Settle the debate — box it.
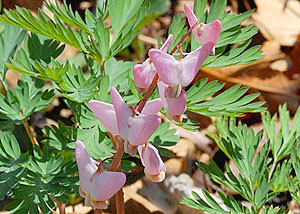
[138,142,166,182]
[88,87,163,156]
[75,140,126,209]
[133,34,173,93]
[184,4,221,55]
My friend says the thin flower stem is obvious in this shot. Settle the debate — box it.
[110,138,124,172]
[169,20,200,55]
[116,188,125,214]
[136,74,159,113]
[22,119,39,146]
[109,139,125,214]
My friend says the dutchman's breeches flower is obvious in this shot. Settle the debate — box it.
[184,4,221,55]
[75,140,126,209]
[138,142,166,182]
[157,81,187,122]
[88,87,163,156]
[133,34,173,93]
[149,42,214,121]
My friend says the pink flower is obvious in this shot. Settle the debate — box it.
[75,140,126,209]
[148,42,213,92]
[138,142,166,182]
[88,87,163,156]
[133,34,173,93]
[148,42,213,121]
[184,4,221,55]
[157,81,187,122]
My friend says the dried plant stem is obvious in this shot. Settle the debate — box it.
[57,202,66,214]
[22,119,39,146]
[49,195,66,214]
[94,208,103,214]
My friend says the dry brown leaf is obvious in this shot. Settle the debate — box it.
[252,0,300,46]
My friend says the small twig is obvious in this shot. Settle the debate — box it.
[22,119,39,146]
[283,0,288,10]
[201,68,300,100]
[50,195,66,214]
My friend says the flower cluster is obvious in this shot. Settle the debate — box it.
[134,5,221,122]
[74,4,221,209]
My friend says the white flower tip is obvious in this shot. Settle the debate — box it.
[90,198,108,209]
[145,169,166,183]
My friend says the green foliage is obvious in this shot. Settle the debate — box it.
[186,79,266,117]
[149,122,180,157]
[0,23,26,90]
[183,106,300,212]
[181,190,253,213]
[168,14,188,52]
[262,104,300,163]
[5,33,66,81]
[0,79,54,121]
[0,0,154,64]
[0,0,278,212]
[0,132,28,200]
[66,100,115,160]
[59,65,101,102]
[0,7,89,53]
[5,147,77,214]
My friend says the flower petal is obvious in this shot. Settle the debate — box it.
[184,4,221,54]
[138,143,165,182]
[127,114,161,146]
[133,58,156,91]
[157,81,168,107]
[145,169,166,182]
[110,87,132,140]
[148,49,180,86]
[166,88,187,116]
[90,171,126,202]
[196,20,221,54]
[180,42,214,86]
[75,140,97,196]
[141,98,163,115]
[184,4,199,31]
[160,34,173,52]
[88,100,119,135]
